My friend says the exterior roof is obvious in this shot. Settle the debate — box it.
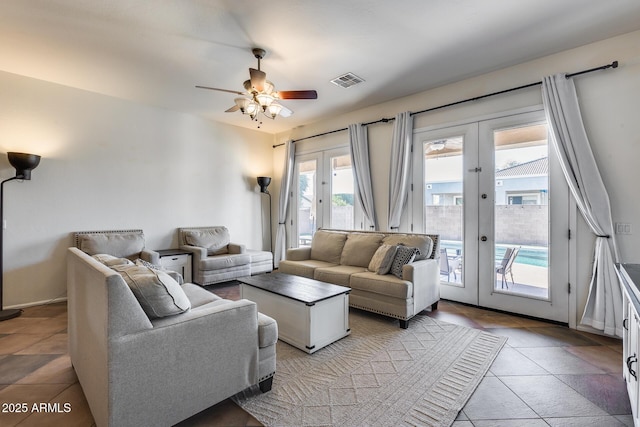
[496,157,548,178]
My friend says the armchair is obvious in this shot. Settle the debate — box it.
[178,226,252,285]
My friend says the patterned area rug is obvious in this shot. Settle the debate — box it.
[234,309,506,426]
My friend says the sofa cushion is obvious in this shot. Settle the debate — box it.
[181,283,220,308]
[350,271,413,299]
[314,265,367,287]
[111,264,191,319]
[382,234,434,260]
[340,233,385,268]
[279,259,338,279]
[184,227,231,255]
[79,232,145,259]
[390,245,419,278]
[368,244,398,275]
[200,253,251,270]
[310,230,347,264]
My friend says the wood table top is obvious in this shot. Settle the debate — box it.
[238,273,350,305]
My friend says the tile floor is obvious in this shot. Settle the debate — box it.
[0,282,631,427]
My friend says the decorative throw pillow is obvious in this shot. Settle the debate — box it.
[368,244,398,275]
[111,264,191,319]
[184,227,230,255]
[390,245,419,279]
[382,234,434,260]
[92,254,134,267]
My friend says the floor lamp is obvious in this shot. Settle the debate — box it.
[1,152,41,321]
[257,176,273,268]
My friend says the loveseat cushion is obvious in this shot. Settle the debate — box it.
[184,227,231,255]
[200,253,251,270]
[340,233,385,268]
[368,244,398,275]
[257,313,278,348]
[350,271,413,299]
[314,265,367,287]
[278,259,338,279]
[310,230,347,264]
[78,231,145,259]
[383,234,434,260]
[181,283,220,308]
[111,264,191,319]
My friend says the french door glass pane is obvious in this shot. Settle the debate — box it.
[330,154,354,230]
[298,159,317,246]
[493,124,549,298]
[424,137,464,285]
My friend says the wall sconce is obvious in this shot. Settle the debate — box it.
[1,152,41,321]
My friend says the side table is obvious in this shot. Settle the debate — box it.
[157,249,192,283]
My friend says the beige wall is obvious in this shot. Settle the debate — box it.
[0,71,274,307]
[274,30,640,328]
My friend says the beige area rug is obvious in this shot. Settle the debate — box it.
[234,309,507,427]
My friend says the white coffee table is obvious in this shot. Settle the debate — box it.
[239,273,350,354]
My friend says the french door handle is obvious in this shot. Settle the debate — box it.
[628,354,638,381]
[624,318,629,330]
[480,236,487,242]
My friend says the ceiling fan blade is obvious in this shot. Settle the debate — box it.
[279,104,293,117]
[225,105,240,113]
[249,68,266,92]
[277,90,318,100]
[196,85,244,95]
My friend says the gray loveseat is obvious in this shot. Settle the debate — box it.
[67,247,277,427]
[279,229,440,328]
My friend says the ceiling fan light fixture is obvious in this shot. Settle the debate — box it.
[256,93,275,111]
[267,103,283,119]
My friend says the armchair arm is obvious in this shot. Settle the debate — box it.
[286,247,312,261]
[180,244,207,264]
[228,243,246,254]
[140,249,160,265]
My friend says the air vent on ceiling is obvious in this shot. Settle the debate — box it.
[330,72,365,89]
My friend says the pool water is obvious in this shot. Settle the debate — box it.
[441,241,548,268]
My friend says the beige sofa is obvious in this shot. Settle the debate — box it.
[67,247,277,427]
[279,229,440,328]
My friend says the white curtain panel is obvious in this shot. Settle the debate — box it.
[274,140,295,267]
[348,124,378,230]
[542,74,622,337]
[387,112,414,231]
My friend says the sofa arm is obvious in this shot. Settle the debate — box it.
[403,258,440,311]
[228,243,246,254]
[286,246,312,261]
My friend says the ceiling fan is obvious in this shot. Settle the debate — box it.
[196,48,318,121]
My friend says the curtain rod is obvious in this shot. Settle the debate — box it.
[273,60,618,147]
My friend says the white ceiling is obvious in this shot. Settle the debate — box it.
[2,0,640,134]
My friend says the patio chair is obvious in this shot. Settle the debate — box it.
[439,248,462,282]
[496,246,520,288]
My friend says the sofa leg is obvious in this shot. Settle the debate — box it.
[431,301,439,311]
[399,319,409,329]
[259,377,273,393]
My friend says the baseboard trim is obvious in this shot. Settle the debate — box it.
[5,296,68,310]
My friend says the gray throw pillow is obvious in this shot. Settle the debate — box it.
[92,254,134,267]
[390,246,419,279]
[112,264,191,319]
[368,244,398,275]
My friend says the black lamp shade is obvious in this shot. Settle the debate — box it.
[8,152,41,180]
[257,176,271,193]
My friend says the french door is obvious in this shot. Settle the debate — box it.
[413,109,569,322]
[292,147,361,246]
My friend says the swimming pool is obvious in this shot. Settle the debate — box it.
[440,240,548,268]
